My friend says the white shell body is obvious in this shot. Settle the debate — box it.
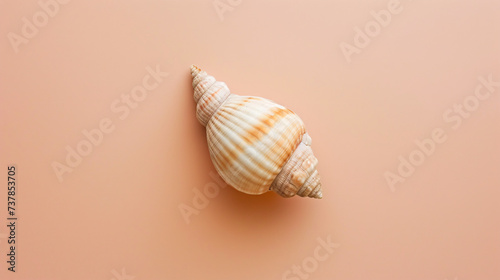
[208,95,305,195]
[191,65,322,199]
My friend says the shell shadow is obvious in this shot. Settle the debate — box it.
[214,179,312,230]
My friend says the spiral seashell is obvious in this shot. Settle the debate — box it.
[190,65,322,199]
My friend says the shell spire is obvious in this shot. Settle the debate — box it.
[190,65,323,199]
[190,65,231,127]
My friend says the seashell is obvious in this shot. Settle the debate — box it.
[190,65,323,199]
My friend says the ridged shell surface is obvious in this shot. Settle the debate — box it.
[190,65,323,199]
[207,95,305,195]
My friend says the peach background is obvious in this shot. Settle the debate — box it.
[1,0,499,279]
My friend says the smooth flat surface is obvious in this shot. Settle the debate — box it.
[1,0,499,279]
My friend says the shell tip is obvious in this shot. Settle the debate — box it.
[190,64,202,77]
[312,190,323,199]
